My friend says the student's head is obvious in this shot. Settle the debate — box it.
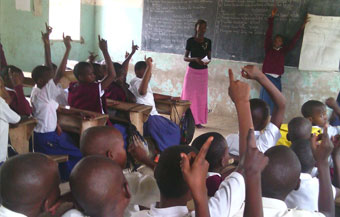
[92,63,103,81]
[0,65,24,88]
[301,100,327,128]
[0,153,60,217]
[80,126,126,169]
[134,61,147,78]
[32,65,53,89]
[114,62,125,84]
[273,35,284,48]
[291,139,315,174]
[195,19,207,37]
[73,62,96,83]
[262,146,301,201]
[250,98,270,131]
[192,132,229,172]
[70,156,130,217]
[287,117,312,142]
[154,145,198,202]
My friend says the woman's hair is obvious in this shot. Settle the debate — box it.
[194,19,207,36]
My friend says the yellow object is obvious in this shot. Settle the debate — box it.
[276,124,322,147]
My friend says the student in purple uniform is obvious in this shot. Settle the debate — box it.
[31,33,82,181]
[326,95,340,126]
[129,57,180,152]
[261,5,307,113]
[68,36,128,146]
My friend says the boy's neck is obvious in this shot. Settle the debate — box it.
[158,195,188,209]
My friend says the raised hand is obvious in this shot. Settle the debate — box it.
[125,51,130,59]
[271,4,278,17]
[241,65,263,80]
[144,55,153,67]
[228,69,250,104]
[326,97,338,109]
[128,135,149,164]
[63,33,72,50]
[131,40,139,55]
[88,51,98,63]
[45,22,53,35]
[98,35,108,51]
[301,14,310,29]
[310,126,334,164]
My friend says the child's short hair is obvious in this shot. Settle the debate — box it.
[287,117,312,142]
[192,132,227,171]
[154,145,198,199]
[73,62,92,79]
[32,65,50,83]
[134,61,147,72]
[301,100,325,118]
[250,98,270,130]
[113,62,123,77]
[0,65,23,79]
[290,139,315,173]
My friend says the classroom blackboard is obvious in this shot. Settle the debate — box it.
[142,0,340,67]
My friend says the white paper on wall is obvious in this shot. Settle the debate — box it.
[299,14,340,71]
[15,0,31,11]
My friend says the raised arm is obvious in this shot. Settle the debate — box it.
[54,33,72,85]
[138,57,153,96]
[264,6,277,52]
[0,43,8,71]
[243,129,268,217]
[99,35,116,90]
[241,65,286,128]
[228,69,253,158]
[122,41,139,79]
[311,127,335,217]
[41,23,53,72]
[332,135,340,188]
[282,15,308,53]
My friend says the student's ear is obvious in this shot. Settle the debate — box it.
[294,178,301,191]
[43,199,50,212]
[286,133,291,141]
[106,149,115,161]
[307,117,313,123]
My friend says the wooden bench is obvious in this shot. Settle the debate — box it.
[9,117,37,154]
[57,105,108,135]
[106,99,152,135]
[23,70,76,88]
[49,155,69,163]
[155,99,191,125]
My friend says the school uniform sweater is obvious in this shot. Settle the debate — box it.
[6,85,32,116]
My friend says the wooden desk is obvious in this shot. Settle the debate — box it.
[155,99,191,125]
[9,118,37,154]
[23,70,75,89]
[57,106,108,135]
[106,99,152,135]
[49,155,69,163]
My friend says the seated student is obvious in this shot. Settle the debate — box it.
[227,65,285,156]
[68,36,127,142]
[234,131,335,217]
[192,132,231,197]
[65,156,131,217]
[0,81,20,164]
[0,65,32,116]
[326,96,340,126]
[0,42,7,71]
[277,117,316,147]
[77,126,159,217]
[0,153,61,217]
[285,139,339,211]
[301,100,340,138]
[31,34,82,181]
[129,58,180,152]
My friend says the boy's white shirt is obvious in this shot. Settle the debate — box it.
[30,79,60,133]
[285,173,336,212]
[129,77,158,116]
[131,172,245,217]
[0,206,27,217]
[0,97,20,162]
[226,122,281,156]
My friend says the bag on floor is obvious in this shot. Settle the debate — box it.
[176,108,195,145]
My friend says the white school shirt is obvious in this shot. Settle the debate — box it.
[226,122,281,156]
[132,172,245,217]
[129,77,158,116]
[233,197,325,217]
[55,84,69,106]
[285,173,336,212]
[0,97,20,163]
[30,79,60,133]
[0,206,27,217]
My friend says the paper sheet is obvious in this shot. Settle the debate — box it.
[15,0,31,11]
[299,14,340,71]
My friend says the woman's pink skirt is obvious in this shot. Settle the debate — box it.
[181,66,208,125]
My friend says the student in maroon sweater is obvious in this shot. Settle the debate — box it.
[261,5,307,114]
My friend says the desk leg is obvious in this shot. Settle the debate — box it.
[130,112,144,135]
[171,105,189,125]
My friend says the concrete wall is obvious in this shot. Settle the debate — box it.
[1,0,339,123]
[0,0,96,72]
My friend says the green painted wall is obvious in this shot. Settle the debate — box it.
[0,0,96,72]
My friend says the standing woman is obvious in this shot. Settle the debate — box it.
[182,19,211,128]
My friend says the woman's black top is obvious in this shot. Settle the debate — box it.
[186,37,212,69]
